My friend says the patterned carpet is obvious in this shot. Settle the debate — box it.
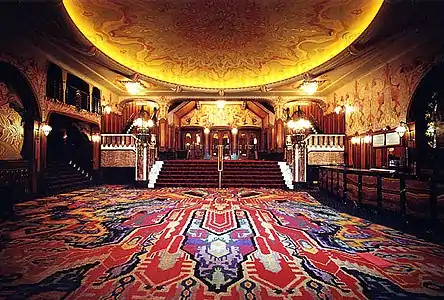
[1,186,444,299]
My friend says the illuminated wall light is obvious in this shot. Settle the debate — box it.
[345,105,355,113]
[395,121,407,137]
[41,124,52,136]
[351,136,361,144]
[204,128,210,135]
[91,133,101,143]
[231,127,238,135]
[334,106,342,114]
[103,105,112,114]
[364,135,372,144]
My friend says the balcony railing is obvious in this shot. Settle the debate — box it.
[304,134,345,151]
[101,134,138,150]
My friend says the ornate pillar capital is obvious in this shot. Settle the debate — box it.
[155,96,172,120]
[271,96,288,121]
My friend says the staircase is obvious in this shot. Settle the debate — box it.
[155,160,287,189]
[43,161,93,194]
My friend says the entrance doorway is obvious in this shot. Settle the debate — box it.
[210,129,231,159]
[238,129,260,159]
[181,128,203,159]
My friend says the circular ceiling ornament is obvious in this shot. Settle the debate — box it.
[63,0,384,90]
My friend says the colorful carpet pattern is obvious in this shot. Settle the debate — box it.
[1,187,444,299]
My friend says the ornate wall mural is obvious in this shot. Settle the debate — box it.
[0,82,24,160]
[181,104,262,128]
[328,59,428,134]
[63,0,383,89]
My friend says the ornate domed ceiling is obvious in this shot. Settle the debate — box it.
[63,0,384,90]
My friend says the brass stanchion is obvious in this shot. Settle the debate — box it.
[217,144,223,188]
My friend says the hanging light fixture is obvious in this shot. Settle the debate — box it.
[395,121,408,137]
[124,81,143,95]
[287,106,312,131]
[133,106,153,129]
[299,81,319,95]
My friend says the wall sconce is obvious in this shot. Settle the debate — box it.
[91,133,101,143]
[351,136,360,144]
[231,127,238,135]
[204,128,210,135]
[41,124,52,136]
[334,104,355,114]
[395,121,408,137]
[103,105,112,114]
[363,135,372,144]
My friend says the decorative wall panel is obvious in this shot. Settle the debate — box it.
[328,61,427,134]
[181,104,262,128]
[101,150,136,168]
[0,82,24,160]
[307,151,344,166]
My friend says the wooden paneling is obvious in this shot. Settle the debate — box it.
[362,175,378,207]
[405,179,431,219]
[347,174,359,203]
[381,178,401,212]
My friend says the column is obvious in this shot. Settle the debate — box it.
[156,97,170,152]
[62,69,68,104]
[272,97,286,153]
[89,84,93,112]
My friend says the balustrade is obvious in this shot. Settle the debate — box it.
[101,134,138,149]
[304,134,345,151]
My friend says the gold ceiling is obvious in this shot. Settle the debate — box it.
[63,0,384,90]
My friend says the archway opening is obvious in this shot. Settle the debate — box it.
[407,62,444,176]
[46,113,96,172]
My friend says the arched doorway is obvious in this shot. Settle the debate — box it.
[407,62,444,176]
[0,61,41,209]
[46,113,96,172]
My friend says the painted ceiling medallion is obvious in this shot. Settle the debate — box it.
[63,0,384,90]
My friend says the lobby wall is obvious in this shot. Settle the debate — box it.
[0,82,24,160]
[326,40,444,135]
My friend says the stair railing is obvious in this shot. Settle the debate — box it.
[217,144,224,188]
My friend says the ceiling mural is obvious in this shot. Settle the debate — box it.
[63,0,384,90]
[181,104,262,128]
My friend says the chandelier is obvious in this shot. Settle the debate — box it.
[133,107,154,130]
[287,106,312,132]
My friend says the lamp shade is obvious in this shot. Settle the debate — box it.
[395,123,407,137]
[42,124,52,136]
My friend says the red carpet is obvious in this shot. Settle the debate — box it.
[155,160,287,188]
[0,186,443,299]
